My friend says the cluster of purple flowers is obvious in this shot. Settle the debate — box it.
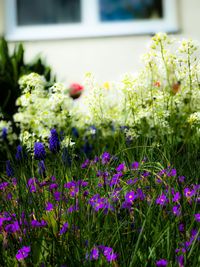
[88,245,118,262]
[1,146,200,265]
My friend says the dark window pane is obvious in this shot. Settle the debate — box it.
[99,0,163,22]
[17,0,81,26]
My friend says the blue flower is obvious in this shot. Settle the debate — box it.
[34,142,46,160]
[38,160,46,176]
[6,160,14,177]
[15,145,23,161]
[2,127,7,140]
[49,129,60,153]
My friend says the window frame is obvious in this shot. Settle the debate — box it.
[5,0,179,41]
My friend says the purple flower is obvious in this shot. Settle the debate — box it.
[136,188,145,200]
[142,171,150,177]
[89,248,99,260]
[64,181,76,189]
[167,168,177,177]
[45,202,53,211]
[176,255,184,267]
[16,246,31,261]
[172,192,181,202]
[116,163,125,172]
[101,152,111,165]
[49,129,60,153]
[172,205,181,216]
[178,176,185,183]
[106,252,118,262]
[94,198,106,211]
[92,156,99,164]
[194,214,200,222]
[178,223,185,232]
[184,188,195,198]
[5,221,20,233]
[156,259,168,267]
[81,159,90,169]
[34,142,46,160]
[0,182,9,190]
[125,191,137,203]
[6,160,14,177]
[49,183,58,191]
[156,193,168,206]
[31,219,47,228]
[110,173,122,186]
[101,246,117,262]
[59,222,69,235]
[27,178,38,193]
[54,191,61,201]
[88,194,100,206]
[131,161,139,170]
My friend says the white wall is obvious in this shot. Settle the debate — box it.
[1,0,200,84]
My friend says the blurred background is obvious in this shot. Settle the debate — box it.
[0,0,200,83]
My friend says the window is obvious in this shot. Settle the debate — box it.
[5,0,178,41]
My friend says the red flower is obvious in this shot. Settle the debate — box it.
[69,83,84,99]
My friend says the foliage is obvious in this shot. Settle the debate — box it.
[0,37,54,120]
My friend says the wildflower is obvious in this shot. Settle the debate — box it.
[176,255,184,267]
[54,191,62,201]
[178,176,185,183]
[184,188,195,198]
[101,246,117,263]
[15,145,23,161]
[49,183,58,191]
[6,160,14,177]
[5,221,20,233]
[156,259,168,266]
[116,163,125,172]
[131,161,139,170]
[178,223,185,232]
[92,156,99,164]
[16,246,31,261]
[59,222,69,235]
[31,219,47,228]
[38,160,46,176]
[34,142,46,160]
[110,173,122,186]
[69,83,84,99]
[0,182,9,190]
[45,202,53,211]
[93,198,106,211]
[49,129,60,153]
[81,159,90,169]
[156,193,168,206]
[89,248,99,260]
[101,152,111,165]
[125,191,137,203]
[167,168,177,177]
[172,192,181,202]
[136,188,145,200]
[27,178,38,193]
[172,205,181,216]
[2,127,7,140]
[194,213,200,222]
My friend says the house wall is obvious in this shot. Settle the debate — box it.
[0,0,200,84]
